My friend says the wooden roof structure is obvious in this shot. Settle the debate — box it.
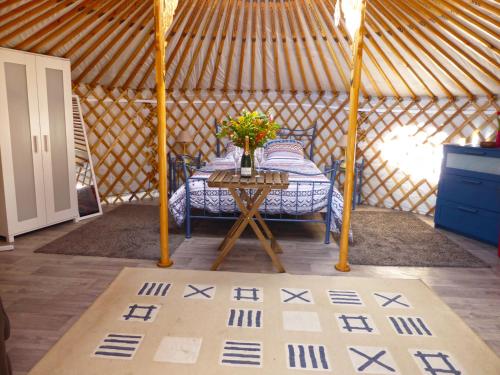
[0,0,498,98]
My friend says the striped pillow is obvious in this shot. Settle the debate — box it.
[264,139,305,160]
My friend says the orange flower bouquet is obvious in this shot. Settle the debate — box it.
[217,110,281,151]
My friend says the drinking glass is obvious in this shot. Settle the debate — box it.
[232,147,242,176]
[255,148,265,176]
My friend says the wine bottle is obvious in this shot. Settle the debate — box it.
[240,136,252,177]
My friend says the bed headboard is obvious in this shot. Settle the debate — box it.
[277,122,317,160]
[215,119,318,160]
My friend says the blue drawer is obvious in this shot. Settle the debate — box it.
[435,200,499,245]
[438,173,500,213]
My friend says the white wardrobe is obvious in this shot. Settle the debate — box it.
[0,47,77,242]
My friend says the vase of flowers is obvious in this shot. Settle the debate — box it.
[217,110,280,173]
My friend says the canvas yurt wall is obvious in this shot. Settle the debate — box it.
[1,0,498,214]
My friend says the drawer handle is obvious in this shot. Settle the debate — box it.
[457,206,478,214]
[461,179,482,185]
[462,150,486,156]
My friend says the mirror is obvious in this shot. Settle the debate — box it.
[72,95,102,220]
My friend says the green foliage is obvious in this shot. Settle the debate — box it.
[217,109,281,149]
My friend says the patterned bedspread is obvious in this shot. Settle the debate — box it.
[169,158,349,237]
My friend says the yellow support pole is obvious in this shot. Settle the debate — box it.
[155,0,173,268]
[335,0,368,273]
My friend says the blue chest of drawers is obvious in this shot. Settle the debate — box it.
[435,145,500,246]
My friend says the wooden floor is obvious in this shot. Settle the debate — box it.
[0,204,498,374]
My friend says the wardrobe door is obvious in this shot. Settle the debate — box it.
[0,49,46,234]
[36,56,77,224]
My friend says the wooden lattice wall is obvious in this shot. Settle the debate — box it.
[74,84,498,215]
[73,84,158,203]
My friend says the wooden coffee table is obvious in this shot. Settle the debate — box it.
[207,170,289,273]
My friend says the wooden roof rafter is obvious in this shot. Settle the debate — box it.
[367,3,451,98]
[67,0,142,68]
[0,0,78,44]
[14,0,104,51]
[383,0,494,97]
[223,0,244,90]
[44,0,122,55]
[0,0,496,98]
[318,0,371,97]
[208,0,236,90]
[193,0,231,91]
[73,0,151,82]
[371,0,475,98]
[402,0,498,81]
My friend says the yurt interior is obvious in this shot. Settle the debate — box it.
[0,1,499,374]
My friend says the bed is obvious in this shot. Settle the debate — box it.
[169,123,350,244]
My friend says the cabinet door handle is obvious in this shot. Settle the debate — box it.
[33,135,39,153]
[457,206,478,214]
[461,179,482,185]
[43,135,49,152]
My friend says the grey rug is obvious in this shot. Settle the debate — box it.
[35,204,185,260]
[36,205,488,267]
[349,211,488,267]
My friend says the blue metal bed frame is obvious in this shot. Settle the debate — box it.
[170,121,348,244]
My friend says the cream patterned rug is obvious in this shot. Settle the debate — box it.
[29,268,499,375]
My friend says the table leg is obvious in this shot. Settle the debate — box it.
[211,188,267,271]
[236,188,285,272]
[247,218,285,273]
[211,215,247,270]
[216,188,263,252]
[217,215,245,251]
[240,190,282,254]
[254,212,283,254]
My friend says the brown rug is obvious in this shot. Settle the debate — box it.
[35,204,185,260]
[28,268,500,375]
[350,211,488,267]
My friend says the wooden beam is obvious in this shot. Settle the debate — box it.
[223,0,243,90]
[75,0,149,82]
[237,0,251,91]
[268,1,282,91]
[336,0,368,273]
[154,0,177,268]
[401,0,498,85]
[0,0,75,44]
[14,0,101,51]
[209,0,235,90]
[46,0,121,55]
[260,1,268,91]
[166,0,210,90]
[194,0,230,90]
[318,0,370,97]
[90,7,154,86]
[135,0,191,89]
[300,0,337,92]
[309,0,349,92]
[385,0,494,96]
[125,38,155,89]
[291,0,323,91]
[70,0,141,71]
[276,1,297,92]
[109,19,154,88]
[372,0,477,98]
[284,0,310,92]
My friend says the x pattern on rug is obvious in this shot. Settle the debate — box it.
[91,282,467,374]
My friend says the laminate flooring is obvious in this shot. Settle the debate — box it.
[0,203,498,374]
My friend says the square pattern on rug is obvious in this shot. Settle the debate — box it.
[28,268,500,375]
